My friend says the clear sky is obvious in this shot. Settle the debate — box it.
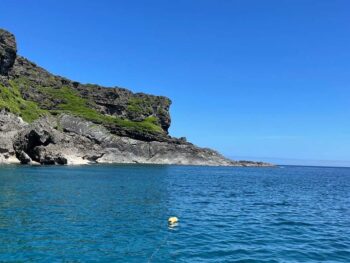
[1,0,349,166]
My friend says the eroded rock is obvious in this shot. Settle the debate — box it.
[0,111,27,162]
[0,29,17,75]
[6,112,272,166]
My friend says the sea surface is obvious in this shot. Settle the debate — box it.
[0,165,349,262]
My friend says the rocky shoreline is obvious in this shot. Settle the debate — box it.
[0,111,271,166]
[0,29,272,167]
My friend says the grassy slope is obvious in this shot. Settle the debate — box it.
[0,81,48,122]
[0,78,163,134]
[39,86,163,133]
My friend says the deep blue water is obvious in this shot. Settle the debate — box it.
[0,165,349,262]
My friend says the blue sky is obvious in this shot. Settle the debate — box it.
[1,0,349,166]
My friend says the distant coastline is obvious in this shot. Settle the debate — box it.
[230,156,350,168]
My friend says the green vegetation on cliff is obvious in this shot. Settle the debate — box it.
[127,97,153,115]
[0,28,170,141]
[1,77,163,134]
[39,86,163,133]
[0,81,48,122]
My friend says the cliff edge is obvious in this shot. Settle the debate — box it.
[0,29,271,166]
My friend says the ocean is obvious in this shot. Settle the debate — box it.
[0,165,349,262]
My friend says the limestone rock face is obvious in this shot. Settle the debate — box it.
[0,111,26,164]
[10,114,271,166]
[0,29,17,75]
[13,116,64,164]
[58,114,236,165]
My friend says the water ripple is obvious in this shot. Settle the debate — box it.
[0,165,349,262]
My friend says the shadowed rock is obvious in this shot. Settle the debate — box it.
[0,29,17,75]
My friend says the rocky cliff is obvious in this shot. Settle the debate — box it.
[0,29,271,166]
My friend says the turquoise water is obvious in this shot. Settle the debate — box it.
[0,165,349,262]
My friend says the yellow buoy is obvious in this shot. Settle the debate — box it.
[168,217,179,225]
